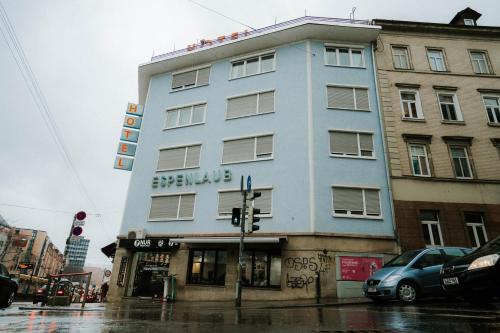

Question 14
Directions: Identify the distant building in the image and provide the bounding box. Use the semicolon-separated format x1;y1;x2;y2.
66;237;90;269
0;214;11;259
83;266;107;286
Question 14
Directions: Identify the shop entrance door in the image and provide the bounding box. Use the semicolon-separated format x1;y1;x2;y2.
131;252;169;297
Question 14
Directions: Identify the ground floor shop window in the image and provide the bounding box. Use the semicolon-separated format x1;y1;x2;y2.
188;250;227;285
464;212;488;248
241;251;281;288
131;252;169;297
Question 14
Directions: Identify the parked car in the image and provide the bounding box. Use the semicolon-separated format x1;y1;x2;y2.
363;247;471;303
33;285;48;305
0;263;18;309
441;236;500;304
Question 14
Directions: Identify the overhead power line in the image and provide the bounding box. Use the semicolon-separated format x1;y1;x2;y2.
0;1;99;214
0;203;101;216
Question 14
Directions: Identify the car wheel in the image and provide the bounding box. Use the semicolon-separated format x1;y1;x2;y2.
397;281;418;303
0;289;15;309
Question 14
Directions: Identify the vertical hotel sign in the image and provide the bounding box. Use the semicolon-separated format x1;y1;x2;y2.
114;103;144;171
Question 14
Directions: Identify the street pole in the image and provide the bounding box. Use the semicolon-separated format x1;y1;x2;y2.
235;190;247;307
60;215;77;275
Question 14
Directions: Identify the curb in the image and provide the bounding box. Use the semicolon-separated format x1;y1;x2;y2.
18;306;105;312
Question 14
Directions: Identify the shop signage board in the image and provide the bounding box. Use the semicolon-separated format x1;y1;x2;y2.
119;238;179;251
18;262;34;269
339;256;383;281
114;103;143;171
152;169;232;188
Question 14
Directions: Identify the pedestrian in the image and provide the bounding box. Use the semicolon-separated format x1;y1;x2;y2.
100;282;109;302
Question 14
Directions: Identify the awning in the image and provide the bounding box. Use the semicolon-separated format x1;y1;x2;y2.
101;242;117;258
169;237;285;244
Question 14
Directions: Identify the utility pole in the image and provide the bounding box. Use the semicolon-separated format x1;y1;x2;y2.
235;188;247;307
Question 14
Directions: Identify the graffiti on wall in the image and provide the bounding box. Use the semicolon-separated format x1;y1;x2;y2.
284;252;333;289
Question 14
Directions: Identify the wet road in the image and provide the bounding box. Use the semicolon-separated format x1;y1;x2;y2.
1;299;499;332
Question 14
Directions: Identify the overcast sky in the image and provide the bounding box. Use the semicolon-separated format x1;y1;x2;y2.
0;0;498;268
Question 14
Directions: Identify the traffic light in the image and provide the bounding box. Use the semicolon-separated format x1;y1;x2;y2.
246;191;261;233
231;207;241;226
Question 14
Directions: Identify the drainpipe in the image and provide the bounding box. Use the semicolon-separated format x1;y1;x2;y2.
371;40;401;254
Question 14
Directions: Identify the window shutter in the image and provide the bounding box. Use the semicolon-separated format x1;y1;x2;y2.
218;191;241;215
258;91;274;114
222;138;255;163
227;94;258;119
328;87;354;109
359;133;373;152
157;147;186;170
185;145;201;168
332;187;363;212
355;88;370;110
330;132;357;155
254;189;272;214
256;135;273;157
365;189;380;215
172;71;196;89
149;196;179;220
178;194;195;219
196;67;210;86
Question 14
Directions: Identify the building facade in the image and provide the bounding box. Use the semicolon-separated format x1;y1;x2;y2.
65;237;90;269
109;17;398;302
374;8;500;251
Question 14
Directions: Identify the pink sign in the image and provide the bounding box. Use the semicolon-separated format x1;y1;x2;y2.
340;256;383;281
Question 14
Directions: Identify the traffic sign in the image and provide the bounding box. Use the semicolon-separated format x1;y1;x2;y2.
247;175;252;193
76;211;86;221
74;220;85;227
104;269;112;278
72;226;83;236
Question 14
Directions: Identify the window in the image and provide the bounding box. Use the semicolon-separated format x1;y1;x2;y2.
188;250;227;285
171;67;210;90
464;19;475;26
427;49;447;71
470;51;491;74
157;145;201;171
400;90;423;119
222;135;273;164
409;144;431;176
420;210;443;247
325;46;364;67
218;188;272;217
332;187;381;217
329;131;374;158
166;103;206;128
241;251;281;288
414;249;446;268
483;96;500;124
449;145;473;179
392;46;411;69
226;91;274;119
231;53;275;79
327;86;370;111
149;193;195;220
437;92;463;121
464;213;488;248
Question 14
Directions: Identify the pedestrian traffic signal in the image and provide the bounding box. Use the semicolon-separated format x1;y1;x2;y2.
231;207;241;226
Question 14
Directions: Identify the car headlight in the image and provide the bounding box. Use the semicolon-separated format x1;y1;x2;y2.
468;254;500;271
381;274;401;285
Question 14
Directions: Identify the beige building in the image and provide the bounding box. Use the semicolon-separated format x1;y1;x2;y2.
374;8;500;251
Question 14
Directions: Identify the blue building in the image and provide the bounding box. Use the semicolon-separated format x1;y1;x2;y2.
66;237;90;269
111;17;398;301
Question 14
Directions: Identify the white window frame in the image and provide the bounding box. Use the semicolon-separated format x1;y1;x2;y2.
449;145;473;179
465;213;488;248
171;65;211;91
165;103;206;129
329;129;375;159
409;144;431;177
221;133;274;165
156;143;202;171
464;19;475;26
399;89;424;119
324;44;365;68
482;95;500;124
436;91;463;121
230;51;275;79
148;192;196;222
216;186;273;219
427;49;447;72
326;84;371;111
331;185;382;219
391;46;411;70
225;89;275;120
420;212;444;247
469;51;491;74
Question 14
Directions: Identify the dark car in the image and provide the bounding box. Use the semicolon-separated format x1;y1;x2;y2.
0;263;18;309
441;236;500;304
33;285;48;305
